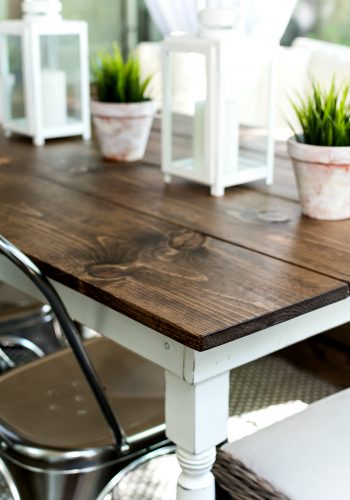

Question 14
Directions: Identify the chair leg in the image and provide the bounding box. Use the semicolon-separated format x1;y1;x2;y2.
1;454;122;500
0;347;15;372
0;459;20;500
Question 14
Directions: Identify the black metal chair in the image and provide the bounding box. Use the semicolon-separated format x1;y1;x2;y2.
0;236;169;500
0;282;62;373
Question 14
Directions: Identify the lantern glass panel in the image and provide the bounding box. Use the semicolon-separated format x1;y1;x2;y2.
236;38;273;169
169;50;208;175
39;34;81;128
3;34;26;127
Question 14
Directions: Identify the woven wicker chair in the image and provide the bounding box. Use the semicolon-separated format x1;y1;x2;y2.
0;235;169;500
214;389;350;500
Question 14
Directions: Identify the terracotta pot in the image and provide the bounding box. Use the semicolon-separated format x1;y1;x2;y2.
287;137;350;220
91;100;157;162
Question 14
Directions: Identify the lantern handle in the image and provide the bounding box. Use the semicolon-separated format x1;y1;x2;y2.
21;0;62;19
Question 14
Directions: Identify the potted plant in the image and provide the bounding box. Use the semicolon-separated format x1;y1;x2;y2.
91;45;156;162
287;80;350;220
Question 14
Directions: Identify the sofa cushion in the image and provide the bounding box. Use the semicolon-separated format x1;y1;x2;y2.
223;389;350;500
293;37;350;87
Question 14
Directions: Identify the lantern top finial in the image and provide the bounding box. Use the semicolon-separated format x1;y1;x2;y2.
198;6;239;38
21;0;62;19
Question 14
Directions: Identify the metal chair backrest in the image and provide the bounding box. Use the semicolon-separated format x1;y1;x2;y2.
0;235;125;449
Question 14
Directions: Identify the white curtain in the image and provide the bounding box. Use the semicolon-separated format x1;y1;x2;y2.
144;0;298;41
144;0;199;35
243;0;298;41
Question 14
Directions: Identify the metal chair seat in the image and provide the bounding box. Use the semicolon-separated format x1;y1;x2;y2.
0;236;169;500
0;337;165;451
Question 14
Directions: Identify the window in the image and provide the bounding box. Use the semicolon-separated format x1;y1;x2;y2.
0;0;160;56
1;1;349;51
283;0;350;46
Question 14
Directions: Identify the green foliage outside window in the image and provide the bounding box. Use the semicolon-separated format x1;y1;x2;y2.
311;0;350;46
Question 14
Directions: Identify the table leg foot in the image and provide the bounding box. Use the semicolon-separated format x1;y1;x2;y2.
210;184;225;197
176;446;216;500
164;173;172;184
33;135;45;147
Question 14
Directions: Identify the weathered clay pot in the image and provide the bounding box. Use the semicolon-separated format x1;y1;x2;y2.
287;137;350;220
91;100;157;162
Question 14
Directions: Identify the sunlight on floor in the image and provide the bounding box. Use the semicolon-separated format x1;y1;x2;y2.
227;400;308;442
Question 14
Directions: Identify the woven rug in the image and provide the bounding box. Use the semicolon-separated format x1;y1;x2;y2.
0;355;338;500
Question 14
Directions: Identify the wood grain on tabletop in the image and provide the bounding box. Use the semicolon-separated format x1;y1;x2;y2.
0;167;347;351
2;131;350;284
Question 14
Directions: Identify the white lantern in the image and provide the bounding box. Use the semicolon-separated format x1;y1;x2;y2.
0;0;91;146
161;5;276;196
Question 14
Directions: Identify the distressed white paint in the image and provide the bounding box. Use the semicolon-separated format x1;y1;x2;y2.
1;255;350;385
288;137;350;220
91;100;157;162
183;297;350;384
166;370;229;499
165;371;229;452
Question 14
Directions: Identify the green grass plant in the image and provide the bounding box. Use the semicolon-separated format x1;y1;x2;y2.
288;79;350;147
91;44;152;104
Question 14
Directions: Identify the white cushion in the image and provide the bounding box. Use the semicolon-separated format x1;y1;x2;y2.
292;37;350;88
138;37;350;129
137;41;310;128
223;389;350;500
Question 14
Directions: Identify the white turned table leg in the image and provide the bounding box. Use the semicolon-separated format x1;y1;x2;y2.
176;447;216;499
165;370;229;500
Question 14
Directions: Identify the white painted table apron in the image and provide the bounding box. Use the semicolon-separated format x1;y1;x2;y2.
1;255;350;499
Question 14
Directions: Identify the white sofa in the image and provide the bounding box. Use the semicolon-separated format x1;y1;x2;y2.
138;37;350;129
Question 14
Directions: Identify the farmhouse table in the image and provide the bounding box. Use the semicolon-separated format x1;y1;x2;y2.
0;117;350;499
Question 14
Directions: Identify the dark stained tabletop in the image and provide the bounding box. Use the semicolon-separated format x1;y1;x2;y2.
0;117;348;350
